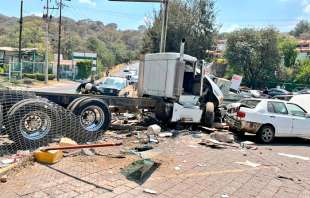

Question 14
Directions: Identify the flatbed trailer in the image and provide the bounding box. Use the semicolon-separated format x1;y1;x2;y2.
0;89;161;149
35;91;158;109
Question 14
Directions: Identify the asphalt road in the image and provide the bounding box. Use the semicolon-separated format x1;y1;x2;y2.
26;62;139;94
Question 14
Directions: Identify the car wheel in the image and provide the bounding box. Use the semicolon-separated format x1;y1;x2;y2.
257;125;275;143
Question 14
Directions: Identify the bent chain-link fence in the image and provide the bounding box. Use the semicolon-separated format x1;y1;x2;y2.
0;89;119;197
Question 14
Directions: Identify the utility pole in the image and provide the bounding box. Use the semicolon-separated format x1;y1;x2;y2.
44;0;50;84
108;0;168;52
43;0;57;84
56;0;70;81
56;0;62;81
18;0;23;78
159;0;168;52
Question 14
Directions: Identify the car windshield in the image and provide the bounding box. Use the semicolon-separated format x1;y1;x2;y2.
100;78;125;90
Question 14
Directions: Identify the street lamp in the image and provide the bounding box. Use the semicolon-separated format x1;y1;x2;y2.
109;0;169;53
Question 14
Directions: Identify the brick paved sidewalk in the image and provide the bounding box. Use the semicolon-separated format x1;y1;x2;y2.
1;134;310;198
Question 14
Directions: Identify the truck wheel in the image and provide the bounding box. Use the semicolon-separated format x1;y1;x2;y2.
205;102;215;127
7;99;59;149
71;98;111;141
257;125;275;144
67;96;91;111
155;102;173;123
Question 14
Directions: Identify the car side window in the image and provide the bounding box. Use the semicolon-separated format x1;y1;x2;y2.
286;103;306;117
268;102;288;114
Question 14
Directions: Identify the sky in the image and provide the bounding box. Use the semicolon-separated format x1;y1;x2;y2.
0;0;309;32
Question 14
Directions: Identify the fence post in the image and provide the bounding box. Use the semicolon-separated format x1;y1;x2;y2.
9;61;11;82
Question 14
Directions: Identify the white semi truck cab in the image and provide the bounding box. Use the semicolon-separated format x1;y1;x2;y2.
138;51;224;126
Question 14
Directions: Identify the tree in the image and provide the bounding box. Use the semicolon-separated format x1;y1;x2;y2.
290;20;310;39
225;28;281;88
278;36;298;68
76;61;92;80
295;60;310;84
143;0;217;59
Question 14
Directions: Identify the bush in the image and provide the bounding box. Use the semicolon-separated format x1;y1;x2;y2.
23;73;56;81
23;73;36;79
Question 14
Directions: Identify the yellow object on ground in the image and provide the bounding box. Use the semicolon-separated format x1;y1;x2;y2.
34;150;63;164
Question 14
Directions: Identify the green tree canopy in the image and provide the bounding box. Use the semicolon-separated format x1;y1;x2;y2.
225;28;281;88
143;0;217;59
296;60;310;84
278;36;298;68
290;20;310;39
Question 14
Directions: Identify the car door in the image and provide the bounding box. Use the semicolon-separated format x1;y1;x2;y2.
286;103;310;137
267;101;293;136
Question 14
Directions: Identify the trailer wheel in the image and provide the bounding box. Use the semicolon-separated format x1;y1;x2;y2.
205;102;215;127
7;99;59;149
71;98;111;140
67;96;91;111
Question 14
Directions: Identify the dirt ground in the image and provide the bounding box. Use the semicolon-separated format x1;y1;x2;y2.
1;129;310;198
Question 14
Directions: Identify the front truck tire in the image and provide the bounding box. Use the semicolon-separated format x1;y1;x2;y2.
69;98;111;142
7;99;59;149
205;102;215;128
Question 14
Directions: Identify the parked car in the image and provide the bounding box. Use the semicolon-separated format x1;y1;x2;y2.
226;98;310;143
266;88;290;97
123;69;138;84
297;88;310;94
97;77;127;96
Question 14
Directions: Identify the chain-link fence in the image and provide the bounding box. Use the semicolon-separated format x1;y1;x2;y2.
0;89;117;196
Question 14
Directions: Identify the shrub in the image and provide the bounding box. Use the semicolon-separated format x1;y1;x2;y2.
23;73;56;81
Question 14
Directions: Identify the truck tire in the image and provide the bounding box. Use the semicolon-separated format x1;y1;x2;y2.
257;125;275;144
7;99;59;149
205;102;215;128
70;98;111;141
155;102;173;123
67;96;91;111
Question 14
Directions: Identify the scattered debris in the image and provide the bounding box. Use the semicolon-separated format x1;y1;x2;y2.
191;133;203;138
135;145;153;152
121;159;160;184
235;160;261;168
199;126;217;133
199;139;227;149
158;132;173;138
101;153;126;159
149;134;159;144
213;122;229;130
277;175;294;182
174;166;181;171
240;141;255;149
143;189;157;195
1;159;15;165
221;194;229;198
197;163;207;167
199;138;239;149
147;124;161;134
59;137;77;147
210;132;234;143
81;148;95;156
278;153;309;161
0;175;7;183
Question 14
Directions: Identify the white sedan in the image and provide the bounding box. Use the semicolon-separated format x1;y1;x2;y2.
226;98;310;143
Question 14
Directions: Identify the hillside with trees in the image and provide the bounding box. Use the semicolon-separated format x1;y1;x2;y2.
0;14;145;72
